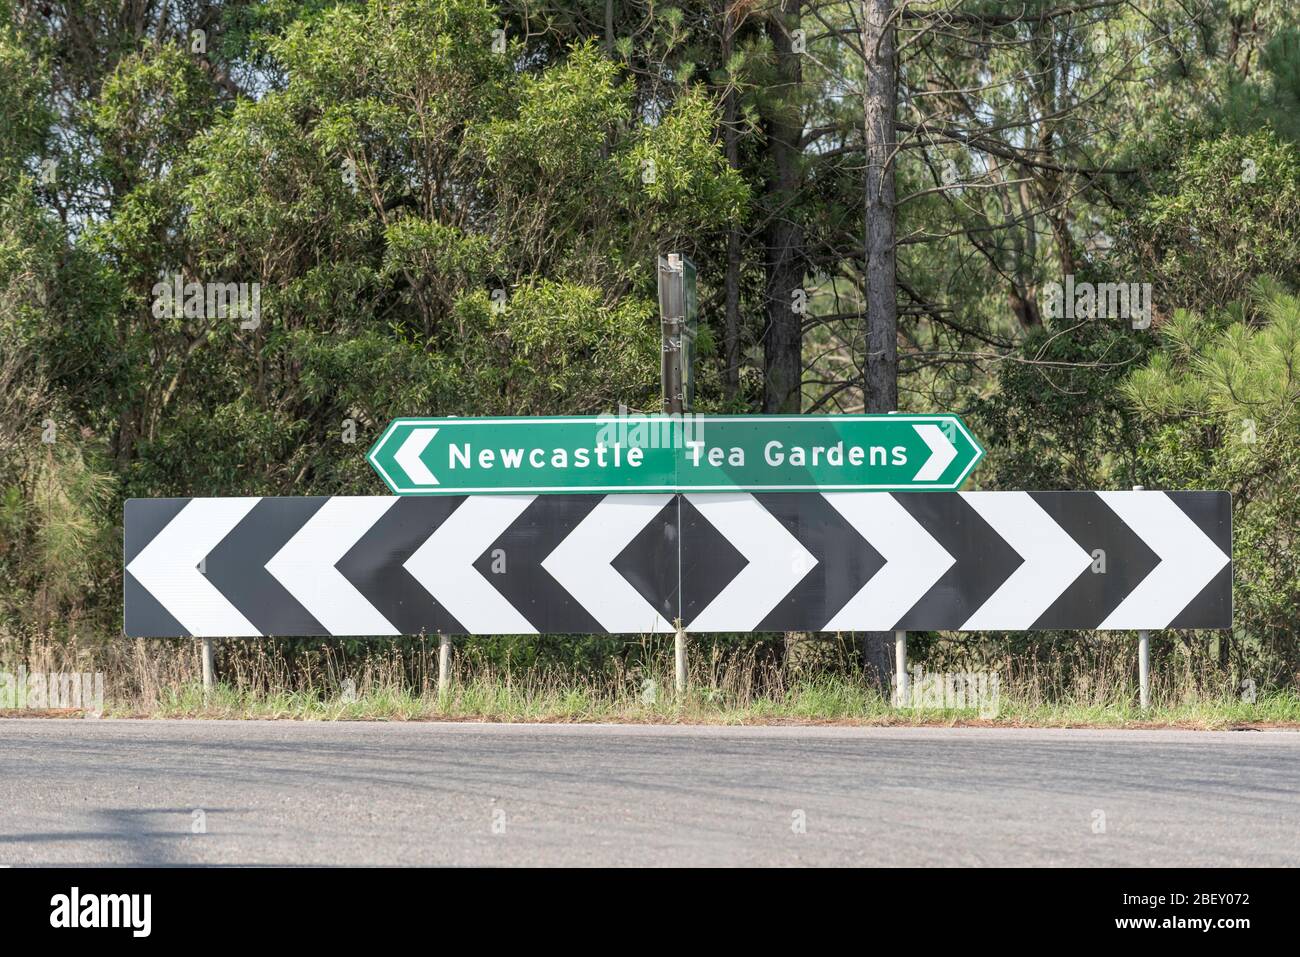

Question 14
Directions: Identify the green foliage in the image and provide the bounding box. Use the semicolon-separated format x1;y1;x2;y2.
456;282;659;413
976;319;1147;491
0;328;118;639
1;0;1298;698
91;43;218;185
0;23;51;187
0;0;747;646
1126;281;1300;681
1211;28;1300;143
1125;130;1300;311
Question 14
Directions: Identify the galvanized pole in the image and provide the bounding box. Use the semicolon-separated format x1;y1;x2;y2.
674;622;688;696
438;633;452;696
201;637;215;698
894;630;908;707
660;254;689;697
1138;630;1150;712
1132;485;1150;711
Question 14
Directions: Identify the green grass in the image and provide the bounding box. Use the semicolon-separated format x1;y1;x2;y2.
10;633;1298;727
102;677;1300;728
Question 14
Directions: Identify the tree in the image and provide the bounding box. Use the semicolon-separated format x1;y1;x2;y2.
861;0;896;414
1124;130;1300;313
1126;281;1300;682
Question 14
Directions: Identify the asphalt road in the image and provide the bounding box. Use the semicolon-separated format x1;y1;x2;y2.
1;720;1297;866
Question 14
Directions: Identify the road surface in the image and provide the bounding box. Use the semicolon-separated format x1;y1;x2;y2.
1;720;1296;866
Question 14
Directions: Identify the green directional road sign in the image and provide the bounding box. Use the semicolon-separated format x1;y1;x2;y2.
368;414;984;495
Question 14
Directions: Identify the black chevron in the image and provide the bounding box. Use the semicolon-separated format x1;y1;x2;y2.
1029;491;1160;630
752;493;885;632
204;496;330;635
1165;492;1233;628
336;496;468;634
123;498;192;638
124;492;1234;637
892;492;1023;629
471;494;606;634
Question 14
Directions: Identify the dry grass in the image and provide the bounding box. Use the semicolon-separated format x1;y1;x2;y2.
2;633;1298;728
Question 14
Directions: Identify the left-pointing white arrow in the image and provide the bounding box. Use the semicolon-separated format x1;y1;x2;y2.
395;427;439;486
912;423;958;482
126;498;261;636
542;495;676;634
685;493;816;631
266;497;400;635
405;495;538;633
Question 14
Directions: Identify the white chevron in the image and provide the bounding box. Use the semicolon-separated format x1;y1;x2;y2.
685;493;817;631
821;493;955;630
959;491;1093;630
1096;491;1231;629
265;496;399;635
405;495;538;633
542;494;676;634
395;427;439;486
126;497;261;636
912;424;958;482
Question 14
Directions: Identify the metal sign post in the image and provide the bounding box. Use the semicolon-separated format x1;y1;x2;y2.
1138;629;1151;712
659;253;694;695
438;633;452;697
201;637;215;697
1133;486;1151;712
894;630;908;707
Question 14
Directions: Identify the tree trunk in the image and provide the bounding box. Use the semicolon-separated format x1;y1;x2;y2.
723;2;742;400
860;631;894;693
861;0;899;683
862;0;897;414
762;0;804;414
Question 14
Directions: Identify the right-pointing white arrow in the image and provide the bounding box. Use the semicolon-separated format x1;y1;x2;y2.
912;423;958;482
405;495;538;634
959;491;1093;630
821;493;954;630
395;427;439;486
685;493;816;631
1096;492;1231;629
126;498;261;636
542;494;676;634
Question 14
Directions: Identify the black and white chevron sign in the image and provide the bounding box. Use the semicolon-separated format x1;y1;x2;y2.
124;491;1231;637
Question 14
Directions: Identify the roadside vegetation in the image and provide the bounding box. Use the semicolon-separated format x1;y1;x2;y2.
2;1;1299;722
4;633;1297;728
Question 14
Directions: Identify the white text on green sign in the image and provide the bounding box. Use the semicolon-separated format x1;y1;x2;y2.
368;415;984;494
